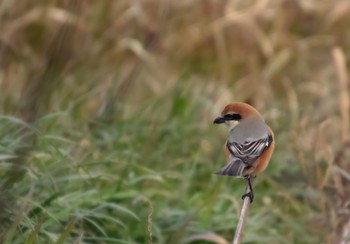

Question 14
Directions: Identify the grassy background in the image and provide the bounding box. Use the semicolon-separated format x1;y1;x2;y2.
1;0;350;243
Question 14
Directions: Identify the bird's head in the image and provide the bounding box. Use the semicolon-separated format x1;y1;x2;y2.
213;102;260;128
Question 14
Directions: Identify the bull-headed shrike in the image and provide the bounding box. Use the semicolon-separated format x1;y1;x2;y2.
214;102;275;202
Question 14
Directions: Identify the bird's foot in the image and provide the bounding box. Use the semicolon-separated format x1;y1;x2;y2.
241;191;254;203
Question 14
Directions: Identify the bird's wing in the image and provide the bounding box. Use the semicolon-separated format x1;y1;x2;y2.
227;119;273;166
217;133;273;177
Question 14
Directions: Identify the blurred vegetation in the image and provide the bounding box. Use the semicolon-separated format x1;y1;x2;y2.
0;0;350;243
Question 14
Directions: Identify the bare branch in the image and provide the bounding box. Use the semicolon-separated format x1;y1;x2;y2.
232;186;251;244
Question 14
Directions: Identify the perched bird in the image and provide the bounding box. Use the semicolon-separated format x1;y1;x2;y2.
213;102;274;202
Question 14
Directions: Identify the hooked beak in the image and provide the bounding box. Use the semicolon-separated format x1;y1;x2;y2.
213;116;226;124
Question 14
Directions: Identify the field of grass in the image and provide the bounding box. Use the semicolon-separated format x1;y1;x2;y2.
1;0;350;243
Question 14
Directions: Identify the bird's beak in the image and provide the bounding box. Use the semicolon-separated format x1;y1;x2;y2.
213;116;226;124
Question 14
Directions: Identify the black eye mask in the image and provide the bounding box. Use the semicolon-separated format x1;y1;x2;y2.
224;113;242;121
214;113;242;124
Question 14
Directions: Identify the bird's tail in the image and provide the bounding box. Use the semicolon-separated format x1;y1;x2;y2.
215;158;245;177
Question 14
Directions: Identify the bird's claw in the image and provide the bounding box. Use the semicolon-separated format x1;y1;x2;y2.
241;191;254;203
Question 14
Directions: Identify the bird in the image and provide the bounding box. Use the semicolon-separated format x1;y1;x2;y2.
213;102;275;203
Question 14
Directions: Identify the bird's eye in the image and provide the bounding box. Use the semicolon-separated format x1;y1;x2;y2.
224;113;242;121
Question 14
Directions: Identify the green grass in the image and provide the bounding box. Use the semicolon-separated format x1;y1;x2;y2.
0;89;326;243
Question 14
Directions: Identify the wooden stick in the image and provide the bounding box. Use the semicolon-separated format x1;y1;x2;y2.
232;186;251;244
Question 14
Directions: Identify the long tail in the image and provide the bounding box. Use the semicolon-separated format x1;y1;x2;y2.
215;158;245;176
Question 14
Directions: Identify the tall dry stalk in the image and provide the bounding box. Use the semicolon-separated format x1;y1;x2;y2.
332;47;349;142
232;186;251;244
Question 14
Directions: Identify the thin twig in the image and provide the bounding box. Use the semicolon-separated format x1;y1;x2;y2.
232;186;251;244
